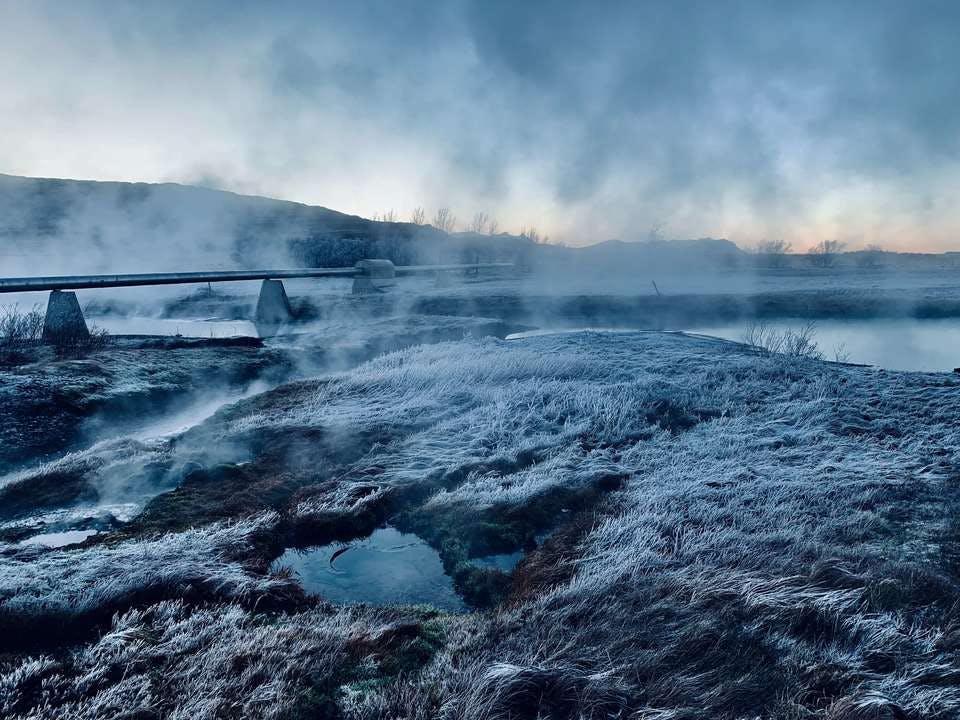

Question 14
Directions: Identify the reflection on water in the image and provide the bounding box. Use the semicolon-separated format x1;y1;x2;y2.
272;527;466;611
687;319;960;372
91;316;258;338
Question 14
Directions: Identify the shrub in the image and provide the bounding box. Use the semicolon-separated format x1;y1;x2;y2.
740;320;822;360
753;239;792;268
49;323;110;359
0;304;44;363
0;304;43;346
807;239;846;268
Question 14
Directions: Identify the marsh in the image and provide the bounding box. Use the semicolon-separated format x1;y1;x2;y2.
5;1;960;715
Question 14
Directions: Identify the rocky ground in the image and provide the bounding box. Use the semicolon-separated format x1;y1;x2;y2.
2;330;959;718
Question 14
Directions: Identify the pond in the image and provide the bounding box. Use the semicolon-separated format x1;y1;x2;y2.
509;321;960;372
685;318;960;372
272;527;467;611
469;550;524;572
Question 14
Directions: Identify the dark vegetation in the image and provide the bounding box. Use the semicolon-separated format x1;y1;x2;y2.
413;286;960;327
0;335;292;476
0;303;43;364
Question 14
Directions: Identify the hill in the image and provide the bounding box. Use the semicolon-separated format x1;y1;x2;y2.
5;173;957;282
0;174;749;278
0;174;508;275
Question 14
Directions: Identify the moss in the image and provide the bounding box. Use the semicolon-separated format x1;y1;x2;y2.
452;563;513;607
390;472;627;608
309;610;448;716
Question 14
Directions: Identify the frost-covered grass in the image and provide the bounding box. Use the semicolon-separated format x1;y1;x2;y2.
0;600;440;720
0;338;291;475
3;331;960;718
0;514;295;647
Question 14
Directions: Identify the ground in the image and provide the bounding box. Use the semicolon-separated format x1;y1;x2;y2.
2;330;959;718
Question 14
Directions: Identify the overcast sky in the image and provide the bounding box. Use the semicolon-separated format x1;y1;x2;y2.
1;0;959;250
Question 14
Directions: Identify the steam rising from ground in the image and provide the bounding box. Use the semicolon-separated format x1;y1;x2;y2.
3;2;960;247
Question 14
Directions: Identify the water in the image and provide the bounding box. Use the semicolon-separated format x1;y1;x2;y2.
129;381;270;441
20;528;99;548
508;321;960;372
91;316;258;338
272;527;466;611
687;318;960;372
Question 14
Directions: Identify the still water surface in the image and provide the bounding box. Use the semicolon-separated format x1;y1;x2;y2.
686;318;960;372
272;527;466;611
510;320;960;372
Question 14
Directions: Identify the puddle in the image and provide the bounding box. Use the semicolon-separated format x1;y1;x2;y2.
272;527;466;611
20;529;99;548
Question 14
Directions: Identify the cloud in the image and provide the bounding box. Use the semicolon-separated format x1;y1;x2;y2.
0;0;959;249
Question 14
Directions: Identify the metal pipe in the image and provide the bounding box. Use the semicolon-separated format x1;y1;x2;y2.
394;263;512;275
0;263;512;293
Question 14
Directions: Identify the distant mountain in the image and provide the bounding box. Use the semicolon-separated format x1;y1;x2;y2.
573;237;744;269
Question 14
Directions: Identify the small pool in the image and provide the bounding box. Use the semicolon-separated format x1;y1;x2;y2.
20;528;99;548
272;527;467;611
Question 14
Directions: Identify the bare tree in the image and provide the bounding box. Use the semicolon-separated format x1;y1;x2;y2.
468;212;489;234
380;209;397;223
856;243;884;269
521;226;549;244
488;218;499;235
647;222;666;242
410;207;426;225
808;239;845;268
432;208;457;233
754;239;793;268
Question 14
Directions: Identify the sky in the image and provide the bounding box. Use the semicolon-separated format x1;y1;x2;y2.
1;0;959;251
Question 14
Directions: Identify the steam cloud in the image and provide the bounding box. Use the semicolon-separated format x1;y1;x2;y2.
1;1;959;249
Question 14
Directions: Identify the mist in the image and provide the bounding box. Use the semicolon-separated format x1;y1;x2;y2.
2;1;960;249
5;4;960;718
